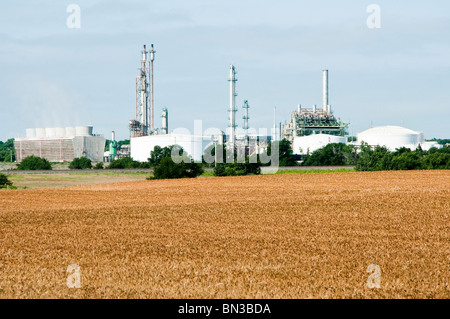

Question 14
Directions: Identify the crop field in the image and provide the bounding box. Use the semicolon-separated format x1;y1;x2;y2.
0;170;448;298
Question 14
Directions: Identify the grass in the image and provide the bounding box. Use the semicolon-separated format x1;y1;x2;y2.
7;172;149;189
275;168;356;174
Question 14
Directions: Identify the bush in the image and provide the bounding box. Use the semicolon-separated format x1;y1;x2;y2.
0;173;13;188
149;145;184;167
303;143;357;166
152;156;204;179
267;139;297;166
17;155;52;170
69;157;92;169
93;162;104;169
213;159;261;177
107;157;140;169
422;153;450;169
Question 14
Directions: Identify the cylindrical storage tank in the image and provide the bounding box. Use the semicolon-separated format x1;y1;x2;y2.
55;127;66;137
75;126;91;136
65;127;76;137
45;127;56;138
26;128;36;138
35;128;46;138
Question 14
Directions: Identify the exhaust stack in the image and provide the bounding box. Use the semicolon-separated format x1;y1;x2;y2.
323;69;329;112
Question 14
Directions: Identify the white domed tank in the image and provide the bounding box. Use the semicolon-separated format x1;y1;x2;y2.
26;128;36;138
357;126;421;151
292;134;347;155
65;127;76;137
75;126;92;136
55;127;66;137
45;127;56;138
35;128;46;138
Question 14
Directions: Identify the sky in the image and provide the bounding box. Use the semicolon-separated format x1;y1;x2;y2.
0;0;449;141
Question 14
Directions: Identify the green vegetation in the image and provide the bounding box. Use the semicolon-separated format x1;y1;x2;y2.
93;162;104;169
17;155;52;170
0;173;13;189
275;168;355;174
69;157;92;169
267;139;297;166
213;160;261;176
107;157;150;169
0;139;15;162
149;145;184;167
355;143;450;171
303;143;358;166
151;156;204;179
427;138;450;145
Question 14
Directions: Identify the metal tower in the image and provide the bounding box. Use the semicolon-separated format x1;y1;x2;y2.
130;44;155;137
149;44;155;132
242;100;249;138
228;65;237;147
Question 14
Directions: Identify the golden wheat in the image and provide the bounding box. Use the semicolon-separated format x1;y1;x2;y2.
0;170;448;298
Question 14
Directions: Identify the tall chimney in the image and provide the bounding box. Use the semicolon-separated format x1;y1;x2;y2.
323;69;328;111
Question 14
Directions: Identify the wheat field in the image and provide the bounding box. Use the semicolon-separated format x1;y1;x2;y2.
0;170;448;298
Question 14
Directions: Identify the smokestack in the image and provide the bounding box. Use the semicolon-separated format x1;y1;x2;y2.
323;69;328;111
112;130;115;141
228;65;237;147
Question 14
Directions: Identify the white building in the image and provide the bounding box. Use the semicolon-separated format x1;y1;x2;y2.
130;134;207;162
14;126;105;162
292;134;347;155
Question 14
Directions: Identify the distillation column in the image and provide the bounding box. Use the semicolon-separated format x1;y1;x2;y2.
228;65;237;147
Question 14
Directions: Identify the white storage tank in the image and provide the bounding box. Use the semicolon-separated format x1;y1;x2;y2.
45;127;56;138
26;128;36;138
65;127;76;137
293;134;347;155
75;126;92;136
55;127;66;137
357;126;423;151
35;128;46;138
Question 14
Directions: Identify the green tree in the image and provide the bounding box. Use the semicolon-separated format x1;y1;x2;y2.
152;156;204;179
149;145;184;167
213;157;261;176
93;162;104;169
0;173;13;188
303;143;357;166
17;156;52;170
267;139;296;166
0;139;15;162
107;157;141;169
69;157;92;169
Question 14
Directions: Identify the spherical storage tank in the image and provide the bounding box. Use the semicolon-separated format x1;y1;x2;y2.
357;126;423;151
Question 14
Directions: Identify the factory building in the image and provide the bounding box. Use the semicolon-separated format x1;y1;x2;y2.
131;134;207;162
282;70;349;155
14;126;105;163
356;126;441;151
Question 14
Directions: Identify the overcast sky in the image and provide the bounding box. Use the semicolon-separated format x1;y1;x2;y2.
0;0;449;141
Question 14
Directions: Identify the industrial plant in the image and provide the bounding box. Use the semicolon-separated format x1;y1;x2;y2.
14;126;105;163
12;43;441;165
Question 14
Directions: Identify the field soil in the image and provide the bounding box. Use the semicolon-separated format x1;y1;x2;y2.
0;171;448;298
